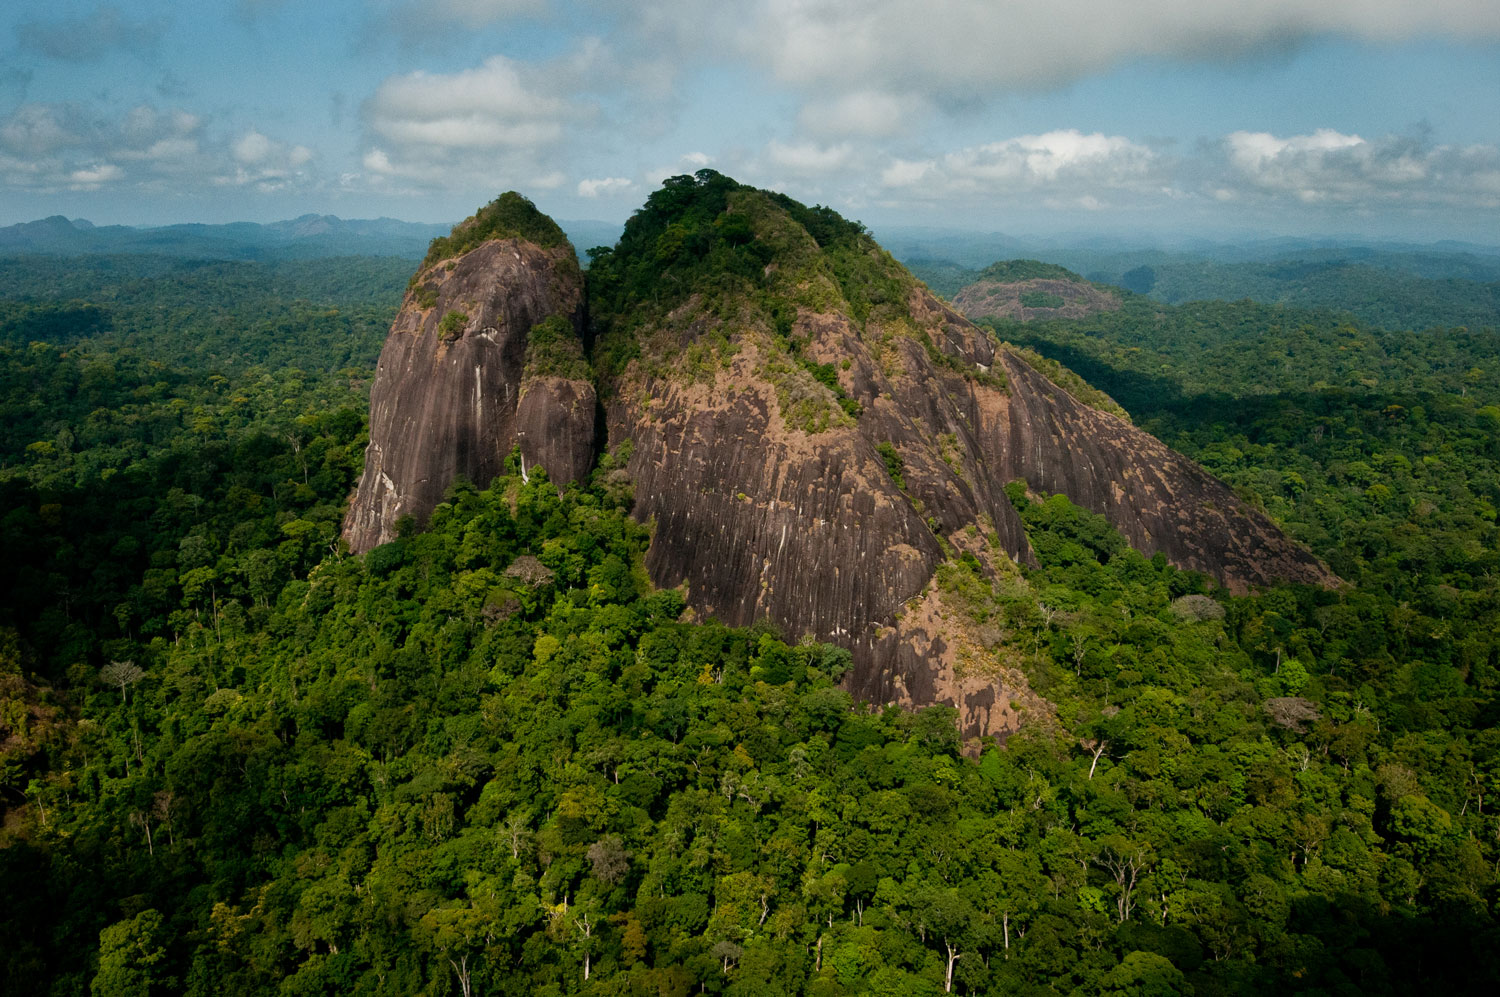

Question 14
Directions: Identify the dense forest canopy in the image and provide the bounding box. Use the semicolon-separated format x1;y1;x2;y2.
418;193;572;274
3;205;1500;996
975;261;1083;285
907;251;1500;334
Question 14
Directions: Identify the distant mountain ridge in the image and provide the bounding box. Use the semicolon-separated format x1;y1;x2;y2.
0;213;451;260
912;246;1500;332
0;213;625;264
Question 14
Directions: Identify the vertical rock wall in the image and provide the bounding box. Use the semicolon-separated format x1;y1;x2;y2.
343;238;593;553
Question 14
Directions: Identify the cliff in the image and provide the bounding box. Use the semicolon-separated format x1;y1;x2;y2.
343;194;595;552
589;172;1334;738
347;174;1334;741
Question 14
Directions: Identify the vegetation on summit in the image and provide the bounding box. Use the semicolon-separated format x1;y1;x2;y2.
584;170;922;434
418;192;572;274
976;260;1084;284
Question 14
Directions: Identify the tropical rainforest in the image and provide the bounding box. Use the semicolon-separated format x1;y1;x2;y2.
3;185;1500;997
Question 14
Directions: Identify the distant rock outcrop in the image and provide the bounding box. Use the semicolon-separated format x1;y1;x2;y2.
343;194;594;553
952;260;1121;322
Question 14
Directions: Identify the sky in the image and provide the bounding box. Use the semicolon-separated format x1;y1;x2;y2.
1;1;1498;243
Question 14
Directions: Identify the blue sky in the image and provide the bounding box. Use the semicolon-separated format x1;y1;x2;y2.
2;1;1498;242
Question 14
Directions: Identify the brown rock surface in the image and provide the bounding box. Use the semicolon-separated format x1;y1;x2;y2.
343;236;592;553
953;277;1121;322
345;176;1335;741
610;295;1333;736
597;177;1335;739
516;376;598;488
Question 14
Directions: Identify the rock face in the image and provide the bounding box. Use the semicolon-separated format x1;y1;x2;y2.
343;197;593;553
515;376;597;488
591;172;1335;739
952;275;1121;322
348;175;1335;741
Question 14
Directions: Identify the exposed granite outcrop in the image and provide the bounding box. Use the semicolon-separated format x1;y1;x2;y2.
952;276;1121;322
346;176;1335;742
343;218;593;553
598;177;1335;740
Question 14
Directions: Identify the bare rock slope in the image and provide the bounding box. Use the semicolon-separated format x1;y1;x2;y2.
343;194;594;552
590;173;1334;738
951;260;1120;322
953;277;1121;322
348;175;1333;741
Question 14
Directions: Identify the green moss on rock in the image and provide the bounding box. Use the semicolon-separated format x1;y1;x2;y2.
523;314;591;381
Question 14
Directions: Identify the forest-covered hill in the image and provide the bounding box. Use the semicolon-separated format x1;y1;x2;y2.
2;207;1500;996
910;252;1500;335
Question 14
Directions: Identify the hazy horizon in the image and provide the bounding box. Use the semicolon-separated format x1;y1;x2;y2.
10;207;1500;260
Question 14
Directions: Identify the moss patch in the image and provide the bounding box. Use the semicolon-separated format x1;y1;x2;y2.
438;309;468;340
523;314;591;381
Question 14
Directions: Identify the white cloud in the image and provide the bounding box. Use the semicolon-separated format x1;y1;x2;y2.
797;91;924;139
0;104;83;158
953;131;1156;185
894;130;1163;200
1218;128;1500;207
0;100;316;195
126;138;199;163
741;1;1500;96
766;139;854;175
645;152;717;186
578;176;633;197
881;158;935;188
358;51;607;192
396;1;1497;147
870;126;1500;220
367;57;580;151
218;129;314;188
68;163;122;188
233;130;276;165
120;107;198;149
363;148;395;175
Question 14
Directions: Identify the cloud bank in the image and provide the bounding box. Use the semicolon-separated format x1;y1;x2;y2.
0;102;312;194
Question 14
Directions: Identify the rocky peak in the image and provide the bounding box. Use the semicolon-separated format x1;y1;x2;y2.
588;173;1334;740
343;174;1334;742
342;194;595;553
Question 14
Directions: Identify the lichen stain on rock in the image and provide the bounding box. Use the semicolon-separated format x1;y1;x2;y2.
979;353;1336;592
612;342;944;659
516;376;597;488
855;579;1055;750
